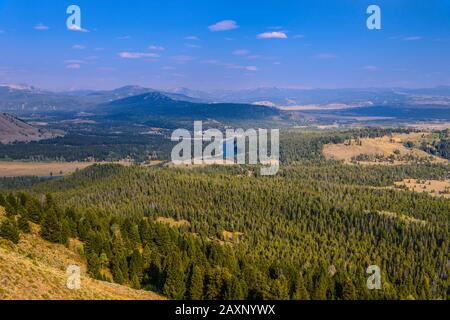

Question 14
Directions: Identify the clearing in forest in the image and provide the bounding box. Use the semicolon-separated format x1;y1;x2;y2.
394;179;450;199
322;132;448;165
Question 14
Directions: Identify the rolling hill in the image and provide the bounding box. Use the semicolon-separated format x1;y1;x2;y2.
96;91;284;123
0;113;62;144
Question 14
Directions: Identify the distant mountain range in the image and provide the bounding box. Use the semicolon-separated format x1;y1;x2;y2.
166;86;450;106
0;84;199;114
1;83;449;123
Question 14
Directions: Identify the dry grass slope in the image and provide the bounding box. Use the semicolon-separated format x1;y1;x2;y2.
323;132;448;165
395;179;450;199
0;113;62;144
0;224;164;300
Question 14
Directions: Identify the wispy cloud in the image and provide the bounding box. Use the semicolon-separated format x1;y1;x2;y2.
117;35;131;40
362;65;379;71
65;59;85;64
33;23;49;31
244;66;258;71
118;52;160;59
185;43;202;49
257;32;288;39
232;49;250;56
67;25;89;33
227;64;259;71
171;55;195;63
293;34;305;39
200;59;220;65
314;53;337;60
403;36;422;41
185;35;199;40
149;45;165;51
66;63;81;69
209;20;239;32
72;44;86;50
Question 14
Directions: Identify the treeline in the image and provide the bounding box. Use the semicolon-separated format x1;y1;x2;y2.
420;138;450;161
279;162;449;186
0;132;173;162
11;164;448;300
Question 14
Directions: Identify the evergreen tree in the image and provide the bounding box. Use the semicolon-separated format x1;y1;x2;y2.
342;277;357;300
18;215;31;233
0;217;20;244
40;209;62;243
293;275;310;300
163;251;186;299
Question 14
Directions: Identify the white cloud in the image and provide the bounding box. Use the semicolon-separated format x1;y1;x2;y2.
403;36;422;41
118;52;160;59
257;32;288;39
227;64;258;71
244;66;258;71
200;59;220;64
66;64;81;69
117;35;131;40
67;25;89;33
185;36;199;40
209;20;239;32
171;55;195;63
362;65;379;71
33;23;49;31
314;53;337;60
149;45;165;51
65;59;85;64
232;49;250;56
185;43;201;49
72;44;86;50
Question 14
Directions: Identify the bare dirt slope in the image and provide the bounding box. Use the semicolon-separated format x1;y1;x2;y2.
0;113;61;144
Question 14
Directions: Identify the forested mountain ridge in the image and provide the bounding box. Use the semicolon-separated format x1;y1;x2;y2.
1;163;446;300
96;91;283;122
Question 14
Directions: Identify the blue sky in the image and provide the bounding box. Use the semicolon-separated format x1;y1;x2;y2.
0;0;449;90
